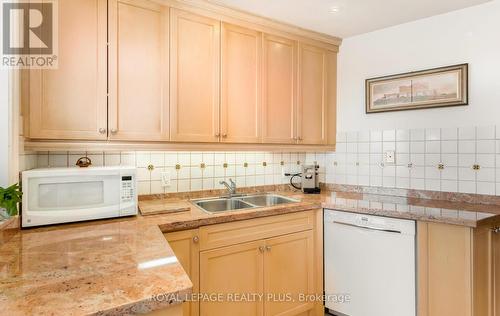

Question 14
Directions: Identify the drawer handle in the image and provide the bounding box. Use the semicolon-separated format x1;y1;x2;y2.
332;220;401;234
193;236;199;243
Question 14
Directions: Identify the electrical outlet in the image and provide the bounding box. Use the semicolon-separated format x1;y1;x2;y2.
384;151;396;164
161;171;171;187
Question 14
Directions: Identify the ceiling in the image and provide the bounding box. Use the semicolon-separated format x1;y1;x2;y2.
210;0;492;38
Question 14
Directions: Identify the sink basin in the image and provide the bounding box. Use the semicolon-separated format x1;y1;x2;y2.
238;194;299;207
193;198;255;213
192;194;300;214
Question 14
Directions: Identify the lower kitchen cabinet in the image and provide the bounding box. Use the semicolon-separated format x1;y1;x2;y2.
420;220;500;316
143;303;183;316
164;210;322;316
200;240;264;316
165;229;200;316
263;231;315;316
472;217;500;316
418;222;473;316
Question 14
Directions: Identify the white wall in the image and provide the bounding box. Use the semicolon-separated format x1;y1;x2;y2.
0;69;9;187
337;0;500;132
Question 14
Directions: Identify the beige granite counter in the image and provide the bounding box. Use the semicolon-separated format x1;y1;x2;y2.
2;187;500;315
0;216;193;316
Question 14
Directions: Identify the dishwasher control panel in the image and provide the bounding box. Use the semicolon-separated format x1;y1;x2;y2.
324;209;416;235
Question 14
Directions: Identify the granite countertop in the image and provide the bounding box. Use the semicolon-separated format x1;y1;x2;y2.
0;217;193;316
2;188;500;315
139;190;500;230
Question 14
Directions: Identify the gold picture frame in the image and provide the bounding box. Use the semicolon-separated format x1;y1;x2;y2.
366;64;468;114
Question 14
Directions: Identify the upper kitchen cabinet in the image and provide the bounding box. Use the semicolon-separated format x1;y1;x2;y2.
297;43;330;145
170;9;221;142
220;23;262;143
29;0;107;140
262;34;297;144
108;0;169;141
326;50;338;146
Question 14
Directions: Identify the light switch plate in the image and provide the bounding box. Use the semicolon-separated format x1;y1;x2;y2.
161;171;171;187
384;151;396;164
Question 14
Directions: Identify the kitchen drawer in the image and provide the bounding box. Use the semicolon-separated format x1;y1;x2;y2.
199;210;315;251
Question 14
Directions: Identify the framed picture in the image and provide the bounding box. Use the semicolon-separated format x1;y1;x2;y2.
365;64;468;114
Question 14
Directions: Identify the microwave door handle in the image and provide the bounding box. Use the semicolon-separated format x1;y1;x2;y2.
332;220;402;234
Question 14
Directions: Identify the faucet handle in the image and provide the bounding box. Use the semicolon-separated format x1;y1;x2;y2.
229;178;236;187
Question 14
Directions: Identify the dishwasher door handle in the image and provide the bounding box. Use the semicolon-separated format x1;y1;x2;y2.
332;220;402;234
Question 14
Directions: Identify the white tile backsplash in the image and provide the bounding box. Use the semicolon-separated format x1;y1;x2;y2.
383;129;396;142
441;127;458;140
18;125;500;197
20;151;321;195
370;130;383;142
396;129;410;141
458;140;475;154
459;126;476;140
425;128;441;141
477;126;495;140
327;125;500;196
477;140;496;154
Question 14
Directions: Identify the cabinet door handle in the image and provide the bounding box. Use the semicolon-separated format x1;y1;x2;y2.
258;246;265;253
193;236;199;243
298;137;303;141
110;128;118;134
266;246;271;251
215;133;220;138
492;227;500;234
222;134;227;138
99;128;107;134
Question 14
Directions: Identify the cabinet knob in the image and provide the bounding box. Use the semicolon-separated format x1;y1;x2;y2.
215;133;220;138
298;137;303;141
193;236;199;243
266;246;272;251
258;246;265;253
99;128;106;134
110;128;118;134
222;134;227;138
492;227;500;234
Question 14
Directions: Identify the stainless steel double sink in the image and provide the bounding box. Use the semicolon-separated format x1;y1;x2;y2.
192;194;299;214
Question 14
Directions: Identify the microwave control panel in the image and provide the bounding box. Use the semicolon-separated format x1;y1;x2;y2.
121;175;135;202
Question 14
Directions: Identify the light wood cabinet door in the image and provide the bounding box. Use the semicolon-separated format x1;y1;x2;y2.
297;44;327;145
262;34;297;144
29;0;107;140
165;229;200;316
494;230;500;316
263;231;315;316
170;9;220;142
108;0;169;141
326;51;337;146
418;222;472;316
200;240;264;316
220;23;262;143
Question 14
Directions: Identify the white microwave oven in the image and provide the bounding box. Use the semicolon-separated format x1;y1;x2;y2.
21;166;137;227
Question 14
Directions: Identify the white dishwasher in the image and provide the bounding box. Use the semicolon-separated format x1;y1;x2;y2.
324;209;416;316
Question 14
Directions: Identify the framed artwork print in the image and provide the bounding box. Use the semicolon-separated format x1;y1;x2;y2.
365;63;468;114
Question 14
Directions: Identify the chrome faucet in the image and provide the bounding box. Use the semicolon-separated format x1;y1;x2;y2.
220;178;237;197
